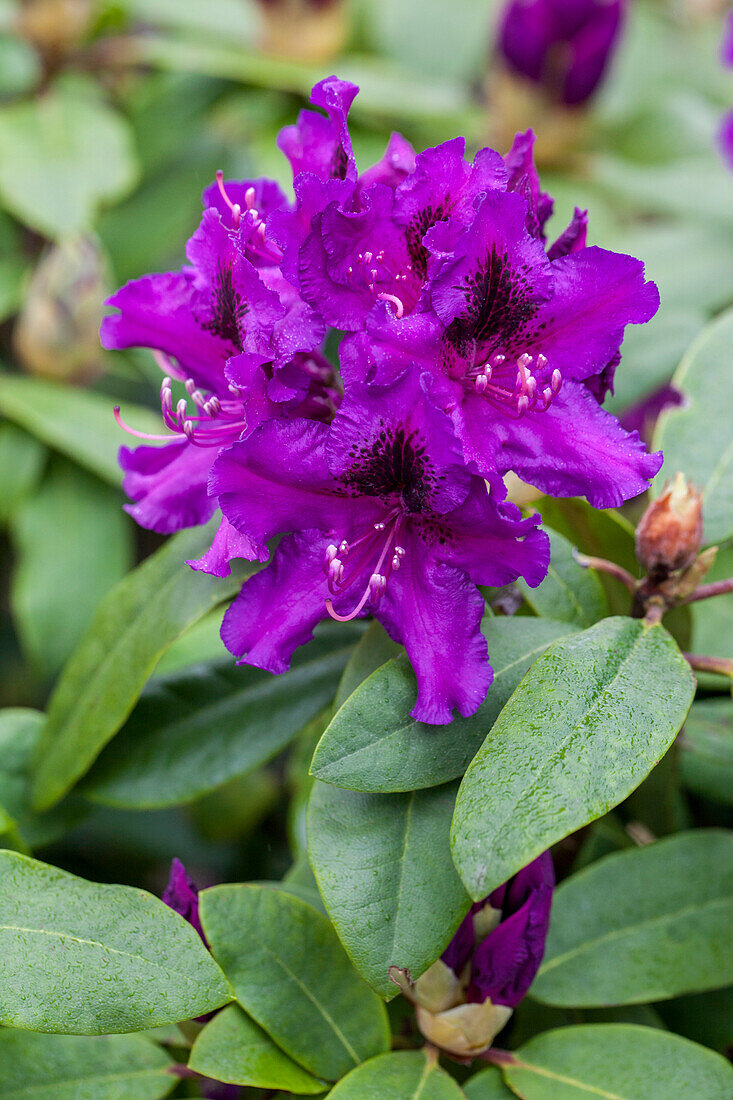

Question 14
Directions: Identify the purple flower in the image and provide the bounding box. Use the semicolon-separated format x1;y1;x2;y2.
391;853;554;1057
352;185;662;508
210;366;549;724
498;0;627;106
719;13;733;168
162;858;205;942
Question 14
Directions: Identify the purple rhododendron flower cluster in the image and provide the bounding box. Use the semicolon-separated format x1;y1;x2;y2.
104;76;661;724
498;0;627;105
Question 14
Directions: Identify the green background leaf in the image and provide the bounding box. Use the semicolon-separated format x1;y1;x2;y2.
0;850;231;1032
83;622;361;808
679;700;733;805
532;831;733;1006
311;618;579;793
189;1004;326;1094
31;521;254;811
451;618;695;899
327;1051;467;1099
199;884;389;1081
463;1066;515;1099
0;1029;175;1100
518;528;608;628
308;779;469;998
504;1025;733;1099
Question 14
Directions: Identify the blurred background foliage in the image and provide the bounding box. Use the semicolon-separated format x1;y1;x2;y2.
0;0;731;997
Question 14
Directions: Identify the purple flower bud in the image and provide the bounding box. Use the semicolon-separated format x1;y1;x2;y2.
498;0;627;106
719;12;733;167
162;858;205;942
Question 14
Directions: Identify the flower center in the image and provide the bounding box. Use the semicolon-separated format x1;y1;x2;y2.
346;249;414;317
464;350;562;418
323;510;407;621
215;171;283;266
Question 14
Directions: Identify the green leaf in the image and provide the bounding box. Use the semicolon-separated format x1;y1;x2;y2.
0;708;85;848
189;1004;326;1094
0;77;138;237
0;850;231;1032
10;457;133;675
0;1029;175;1100
518;529;608;628
535;498;638;615
0;423;45;526
31;521;254;811
327;1051;467;1099
308;779;469;999
463;1066;515;1099
334;620;402;709
532;831;733;1007
199;884;389;1081
503;1024;733;1099
653;307;733;546
83;622;360;809
451;618;695;900
679;700;733;805
0;372;163;485
311;618;579;793
657;986;733;1055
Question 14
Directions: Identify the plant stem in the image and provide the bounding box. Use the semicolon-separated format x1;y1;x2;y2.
572;550;638;593
680;577;733;605
683;653;733;678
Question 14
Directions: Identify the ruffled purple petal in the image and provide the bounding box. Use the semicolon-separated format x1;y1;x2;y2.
547;207;588;260
188;514;267;576
162;858;204;941
436;481;550;589
277;75;358;185
483;381;663;507
201;175;287;229
326;366;470;514
358;131;417;194
376;551;491;724
503;130;554;240
119;439;217;534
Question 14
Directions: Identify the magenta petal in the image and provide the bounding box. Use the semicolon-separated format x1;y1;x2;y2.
119;439;217;534
188;515;267;576
547;207;588;260
377;552;492;725
162;858;204;941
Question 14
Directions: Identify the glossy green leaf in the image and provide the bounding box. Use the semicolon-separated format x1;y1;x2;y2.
327;1051;466;1099
463;1067;515;1099
679;700;733;805
199;884;389;1081
518;528;608;628
0;1029;175;1100
0;850;231;1032
308;779;469;999
311;618;579;793
31;521;254;811
657;986;733;1055
533;831;733;1006
0;424;45;526
0;372;163;485
535;498;638;615
83;622;360;808
0;708;85;848
654;307;733;546
334;620;402;709
0;78;138;237
503;1025;733;1099
451;618;695;899
10;457;133;675
189;1005;326;1094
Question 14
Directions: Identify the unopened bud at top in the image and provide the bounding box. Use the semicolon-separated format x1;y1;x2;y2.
635;473;704;576
390;852;554;1058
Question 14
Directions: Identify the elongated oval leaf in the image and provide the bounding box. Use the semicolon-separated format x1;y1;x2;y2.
327;1051;466;1099
0;850;231;1032
503;1025;733;1099
532;830;733;1007
654;306;733;546
680;700;733;804
0;372;163;486
31;520;254;811
0;1029;175;1100
463;1067;515;1099
452;618;695;899
518;529;608;628
199;884;389;1081
311;619;579;793
0;423;45;525
334;620;402;709
83;622;361;808
189;1005;326;1094
308;780;469;999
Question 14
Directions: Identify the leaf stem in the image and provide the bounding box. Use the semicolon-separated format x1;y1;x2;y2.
572;550;638;593
680;577;733;605
479;1047;519;1067
683;652;733;678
